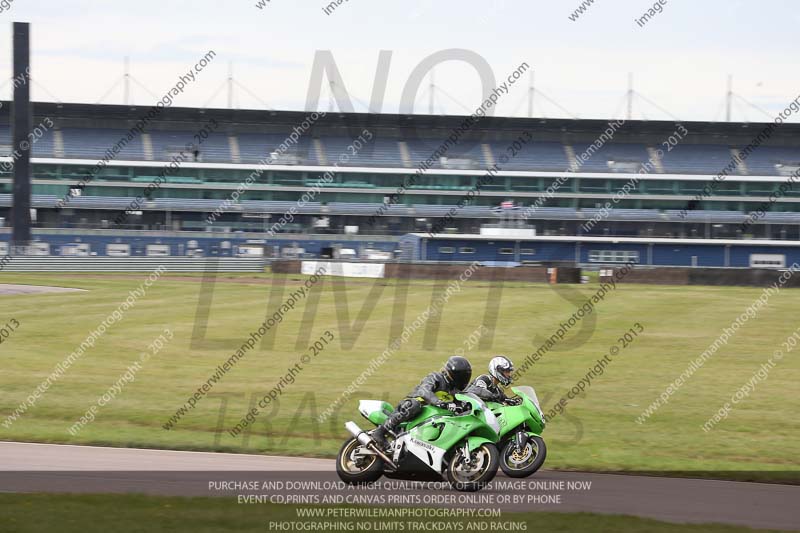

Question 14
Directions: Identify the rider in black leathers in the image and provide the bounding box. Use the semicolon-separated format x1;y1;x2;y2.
371;356;472;449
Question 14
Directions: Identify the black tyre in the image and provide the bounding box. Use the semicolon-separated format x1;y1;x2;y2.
336;437;384;485
500;435;546;478
445;442;500;492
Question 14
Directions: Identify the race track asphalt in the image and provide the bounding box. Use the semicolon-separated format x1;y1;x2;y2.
1;441;797;531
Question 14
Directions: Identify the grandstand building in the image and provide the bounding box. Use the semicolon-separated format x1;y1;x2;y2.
399;233;800;268
1;102;800;263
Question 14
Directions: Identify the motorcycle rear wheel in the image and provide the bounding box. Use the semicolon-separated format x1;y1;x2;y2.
336;437;384;484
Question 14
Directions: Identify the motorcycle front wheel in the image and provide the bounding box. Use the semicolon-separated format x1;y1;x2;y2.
445;442;500;492
500;435;546;478
336;437;384;484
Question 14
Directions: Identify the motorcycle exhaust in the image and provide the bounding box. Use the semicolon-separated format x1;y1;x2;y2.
345;421;373;447
345;421;398;469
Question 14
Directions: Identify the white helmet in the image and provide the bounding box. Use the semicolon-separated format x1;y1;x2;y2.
489;355;514;386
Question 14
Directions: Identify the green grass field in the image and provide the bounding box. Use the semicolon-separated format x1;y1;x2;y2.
1;271;798;476
0;494;784;533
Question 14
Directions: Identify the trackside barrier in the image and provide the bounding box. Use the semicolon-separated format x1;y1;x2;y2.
0;257;264;272
599;266;800;288
273;260;582;282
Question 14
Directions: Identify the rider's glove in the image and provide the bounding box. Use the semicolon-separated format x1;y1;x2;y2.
505;397;522;406
446;402;461;413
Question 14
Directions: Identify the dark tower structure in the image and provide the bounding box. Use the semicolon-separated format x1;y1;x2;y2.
10;22;32;250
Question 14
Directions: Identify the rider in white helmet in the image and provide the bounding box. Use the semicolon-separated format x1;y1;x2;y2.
465;355;521;405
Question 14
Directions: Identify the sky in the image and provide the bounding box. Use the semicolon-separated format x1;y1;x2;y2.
0;0;798;122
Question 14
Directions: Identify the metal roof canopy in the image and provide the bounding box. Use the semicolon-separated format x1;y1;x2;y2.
2;101;800;147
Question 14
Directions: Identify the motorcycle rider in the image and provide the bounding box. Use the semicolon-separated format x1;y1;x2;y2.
371;356;472;449
465;355;521;405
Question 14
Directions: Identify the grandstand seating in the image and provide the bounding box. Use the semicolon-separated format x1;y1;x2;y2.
485;141;568;171
60;128;147;160
742;147;800;175
0;127;8;152
0;123;56;157
321;136;403;167
237;133;318;164
660;144;735;175
148;130;232;163
4;123;799;178
5;193;797;224
32;126;57;157
4;102;800;243
571;142;651;173
403;139;487;169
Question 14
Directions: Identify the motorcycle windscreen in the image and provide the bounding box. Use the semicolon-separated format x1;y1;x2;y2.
456;393;501;436
513;386;543;412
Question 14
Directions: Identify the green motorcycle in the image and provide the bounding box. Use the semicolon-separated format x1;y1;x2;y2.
337;393;501;492
487;385;547;478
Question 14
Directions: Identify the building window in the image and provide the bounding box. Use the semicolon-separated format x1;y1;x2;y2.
749;254;785;268
498;248;515;255
438;247;455;254
520;248;535;255
459;247;476;254
588;250;639;263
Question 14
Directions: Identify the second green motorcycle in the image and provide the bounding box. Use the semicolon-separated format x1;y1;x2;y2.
486;385;547;478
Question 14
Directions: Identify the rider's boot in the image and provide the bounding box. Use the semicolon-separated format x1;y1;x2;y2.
371;425;390;449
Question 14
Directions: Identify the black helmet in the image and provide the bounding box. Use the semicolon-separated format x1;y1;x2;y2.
442;356;472;390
